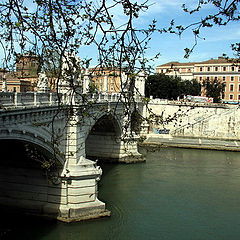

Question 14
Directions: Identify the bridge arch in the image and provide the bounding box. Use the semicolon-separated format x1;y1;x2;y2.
130;109;143;135
0;127;64;165
85;113;122;162
0;139;61;169
0;138;63;218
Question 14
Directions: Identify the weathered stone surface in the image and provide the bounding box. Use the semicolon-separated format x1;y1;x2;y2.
144;100;240;140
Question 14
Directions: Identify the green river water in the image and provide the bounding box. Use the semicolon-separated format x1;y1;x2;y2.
1;146;240;240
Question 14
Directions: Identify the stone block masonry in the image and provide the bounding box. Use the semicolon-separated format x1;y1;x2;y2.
144;100;240;140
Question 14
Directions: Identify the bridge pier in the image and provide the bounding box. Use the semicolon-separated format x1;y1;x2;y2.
86;134;143;163
56;157;110;222
50;116;111;222
118;137;144;163
85;112;144;163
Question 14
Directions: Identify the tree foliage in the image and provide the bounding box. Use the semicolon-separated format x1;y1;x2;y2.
0;0;169;171
145;74;201;100
0;0;239;135
0;0;160;75
202;79;225;103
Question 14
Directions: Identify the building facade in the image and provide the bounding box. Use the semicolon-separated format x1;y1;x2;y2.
156;57;240;102
0;54;40;92
0;53;146;95
89;68;121;93
156;62;195;81
89;68;146;96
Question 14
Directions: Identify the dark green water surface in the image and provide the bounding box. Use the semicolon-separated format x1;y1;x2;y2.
2;147;240;240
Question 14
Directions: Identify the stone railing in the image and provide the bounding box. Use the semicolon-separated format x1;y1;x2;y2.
90;93;121;102
0;92;142;109
0;92;60;108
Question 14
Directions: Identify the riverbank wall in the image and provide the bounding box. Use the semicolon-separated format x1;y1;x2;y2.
142;99;240;141
140;134;240;152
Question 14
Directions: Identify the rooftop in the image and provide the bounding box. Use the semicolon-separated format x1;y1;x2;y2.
157;57;239;68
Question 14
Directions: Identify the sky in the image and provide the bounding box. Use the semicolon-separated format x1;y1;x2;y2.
1;0;239;70
78;0;240;69
142;0;240;67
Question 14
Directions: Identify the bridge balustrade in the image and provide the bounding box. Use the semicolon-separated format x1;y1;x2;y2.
0;92;15;106
0;92;142;109
0;92;61;108
90;93;121;102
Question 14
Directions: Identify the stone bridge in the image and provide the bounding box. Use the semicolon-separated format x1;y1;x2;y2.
0;92;144;222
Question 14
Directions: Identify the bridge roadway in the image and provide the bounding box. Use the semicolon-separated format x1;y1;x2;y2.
0;92;144;222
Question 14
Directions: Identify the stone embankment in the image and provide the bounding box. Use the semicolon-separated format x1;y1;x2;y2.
141;135;240;152
141;99;240;151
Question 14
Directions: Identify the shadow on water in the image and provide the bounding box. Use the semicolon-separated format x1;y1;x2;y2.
0;140;61;240
2;146;240;240
0;210;57;240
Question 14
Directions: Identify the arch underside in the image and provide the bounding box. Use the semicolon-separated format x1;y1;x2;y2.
0;128;64;165
0;138;63;217
85;114;124;162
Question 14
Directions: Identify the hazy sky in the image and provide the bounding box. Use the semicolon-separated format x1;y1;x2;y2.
79;0;239;69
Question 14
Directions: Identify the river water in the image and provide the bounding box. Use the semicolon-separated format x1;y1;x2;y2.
2;146;240;240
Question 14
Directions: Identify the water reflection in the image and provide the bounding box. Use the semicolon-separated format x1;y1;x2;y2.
1;147;240;240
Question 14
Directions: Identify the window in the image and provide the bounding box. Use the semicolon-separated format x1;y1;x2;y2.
207;67;210;71
199;77;202;81
230;84;234;91
238;95;240;100
231;76;234;81
215;67;218;71
223;66;226;71
223;76;226;82
207;77;210;81
200;67;203;72
238;84;240;91
230;94;234;100
214;77;218;80
232;66;235;71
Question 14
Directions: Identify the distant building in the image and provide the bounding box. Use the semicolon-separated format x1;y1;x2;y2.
156;62;195;81
156;57;240;102
89;67;146;96
89;68;121;93
0;54;40;92
16;54;40;78
0;54;146;94
15;54;40;91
